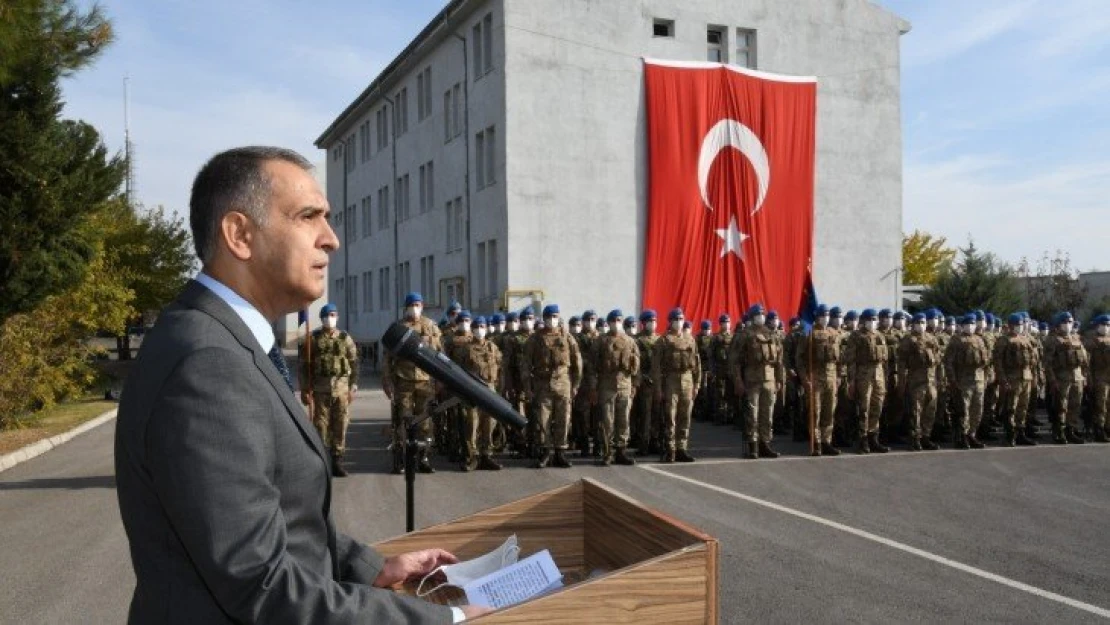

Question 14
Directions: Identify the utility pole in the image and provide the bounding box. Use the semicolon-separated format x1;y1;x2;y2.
123;76;136;208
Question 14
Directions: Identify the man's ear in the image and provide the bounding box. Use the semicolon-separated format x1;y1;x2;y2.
221;211;254;261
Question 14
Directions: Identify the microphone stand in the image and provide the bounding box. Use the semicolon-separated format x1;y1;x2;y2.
404;396;460;532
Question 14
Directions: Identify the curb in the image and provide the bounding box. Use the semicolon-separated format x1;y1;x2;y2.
0;408;119;474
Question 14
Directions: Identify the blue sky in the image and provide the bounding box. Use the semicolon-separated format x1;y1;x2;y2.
63;0;1108;272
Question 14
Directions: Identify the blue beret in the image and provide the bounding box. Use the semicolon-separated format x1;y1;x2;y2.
815;304;830;316
447;300;461;313
974;310;985;321
491;313;505;324
520;306;535;318
669;307;685;321
1039;321;1049;331
682;320;692;329
474;316;487;326
607;309;623;322
746;303;765;316
985;313;995;324
878;308;892;318
962;314;978;325
946;316;956;324
790;317;801;325
700;320;711;330
1053;311;1073;325
924;309;938;321
542;304;560;317
505;311;519;322
569;316;581;325
624;316;637;327
719;313;731;323
457;310;472;322
767;310;779;320
860;308;877;320
1094;314;1110;325
404;292;423;306
893;311;907;320
582;310;597;320
830;306;842;317
845;310;859;321
1008;313;1023;325
640;309;657;322
912;313;926;323
320;303;337;317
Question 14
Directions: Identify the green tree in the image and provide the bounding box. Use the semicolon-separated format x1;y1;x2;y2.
902;230;956;286
1017;250;1088;323
920;240;1023;316
0;0;124;322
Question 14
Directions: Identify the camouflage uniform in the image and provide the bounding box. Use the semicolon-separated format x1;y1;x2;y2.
731;325;784;456
695;331;714;422
847;325;888;451
897;330;940;448
1043;330;1089;442
993;330;1039;445
932;328;953;437
521;327;582;465
796;325;841;454
633;332;660;452
448;332;504;469
783;326;805;439
652;329;701;461
587;329;640;464
881;325;906;439
298;327;359;456
572;328;600;454
1084;328;1110;440
945;331;991;447
383;315;442;473
710;330;737;426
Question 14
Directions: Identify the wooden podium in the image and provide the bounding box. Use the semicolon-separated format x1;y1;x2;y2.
373;478;718;623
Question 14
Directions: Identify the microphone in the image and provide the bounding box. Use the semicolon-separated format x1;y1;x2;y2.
382;322;527;429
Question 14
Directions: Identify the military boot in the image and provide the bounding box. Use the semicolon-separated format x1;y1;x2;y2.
391;446;404;475
821;441;841;456
553;450;573;468
745;441;759;460
675;448;696;463
910;437;922;451
1094;429;1110;444
810;444;822;457
661;448;676;463
477;454;502;471
614;448;636;465
920;437;939;451
1015;430;1037;446
534;448;551;469
968;434;985;449
867;433;889;453
1052;423;1068;445
417;450;436;473
459;456;475;472
331;452;349;478
954;434;970;449
856;436;870;455
1065;426;1085;445
757;442;779;459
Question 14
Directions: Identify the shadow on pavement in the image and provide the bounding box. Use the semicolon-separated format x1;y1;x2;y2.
0;475;116;490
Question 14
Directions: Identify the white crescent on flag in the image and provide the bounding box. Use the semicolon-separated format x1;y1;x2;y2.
697;119;771;215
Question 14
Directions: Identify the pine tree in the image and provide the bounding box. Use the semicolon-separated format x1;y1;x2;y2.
920;240;1023;316
0;0;125;322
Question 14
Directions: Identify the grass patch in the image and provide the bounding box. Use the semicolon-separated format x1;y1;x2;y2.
0;395;118;456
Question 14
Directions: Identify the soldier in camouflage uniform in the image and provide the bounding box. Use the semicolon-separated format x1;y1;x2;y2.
438;311;472;462
880;309;906;444
1043;312;1089;444
897;313;940;451
929;310;953;441
447;316;504;471
695;320;714;422
1085;315;1110;443
731;304;784;459
521;304;582;468
653;308;700;463
298;303;359;477
634;310;661;454
846;309;889;453
945;314;991;449
978;311;1001;441
994;313;1040;446
711;314;737;427
502;309;535;456
571;311;600;455
383;292;442;474
796;305;841;456
587;309;640;465
784;317;805;441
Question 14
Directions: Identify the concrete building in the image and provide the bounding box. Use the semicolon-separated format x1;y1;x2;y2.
315;0;910;345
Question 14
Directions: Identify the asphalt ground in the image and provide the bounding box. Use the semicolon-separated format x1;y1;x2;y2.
2;368;1109;623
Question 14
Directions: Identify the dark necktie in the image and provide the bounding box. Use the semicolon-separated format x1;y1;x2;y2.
268;344;294;392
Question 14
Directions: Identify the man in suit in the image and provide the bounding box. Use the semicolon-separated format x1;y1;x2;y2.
115;147;488;623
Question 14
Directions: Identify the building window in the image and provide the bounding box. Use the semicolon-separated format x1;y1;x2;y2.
736;28;757;69
417;66;432;122
397;261;411;298
487;239;498;300
393;88;409;137
477;241;486;302
376;106;390;151
358;123;366;162
446;197;464;253
418;161;434;215
346;205;356;243
378;185;391;231
444;90;453;142
476;126;496;189
361;197;371;238
707;27;726;63
653;18;674;38
394;174;411;223
345;135;355;173
350;276;358;322
444;83;463;143
419;255;436;305
332;145;341;162
378;267;391;312
473;12;493;79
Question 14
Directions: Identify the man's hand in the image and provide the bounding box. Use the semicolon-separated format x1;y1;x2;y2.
372;548;459;589
460;605;496;620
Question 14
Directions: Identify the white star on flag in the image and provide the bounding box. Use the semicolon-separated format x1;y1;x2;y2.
715;215;749;259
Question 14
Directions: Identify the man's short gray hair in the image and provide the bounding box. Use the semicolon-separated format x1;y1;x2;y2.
189;146;313;264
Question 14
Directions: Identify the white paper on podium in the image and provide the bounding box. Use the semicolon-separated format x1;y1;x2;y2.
463;549;563;610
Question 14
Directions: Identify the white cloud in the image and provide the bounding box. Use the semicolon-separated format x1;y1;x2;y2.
900;0;1038;67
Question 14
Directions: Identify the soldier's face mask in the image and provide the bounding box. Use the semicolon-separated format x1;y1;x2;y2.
598;323;608;333
926;319;937;330
1098;325;1109;336
522;319;534;331
720;322;731;333
845;321;858;331
962;324;976;334
404;305;422;320
893;319;906;331
752;314;766;326
1059;323;1072;334
569;324;581;334
323;313;338;329
627;324;638;336
508;321;520;332
645;321;657;333
1028;326;1039;336
912;322;926;333
458;321;471;333
670;320;683;332
880;319;891;329
546;316;560;329
1011;324;1024;335
612;321;624;334
476;327;488;339
829;318;842;328
815;316;829;328
495;323;505;333
583;319;596;331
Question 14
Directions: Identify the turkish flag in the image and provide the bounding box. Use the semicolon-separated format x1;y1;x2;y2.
642;59;816;325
